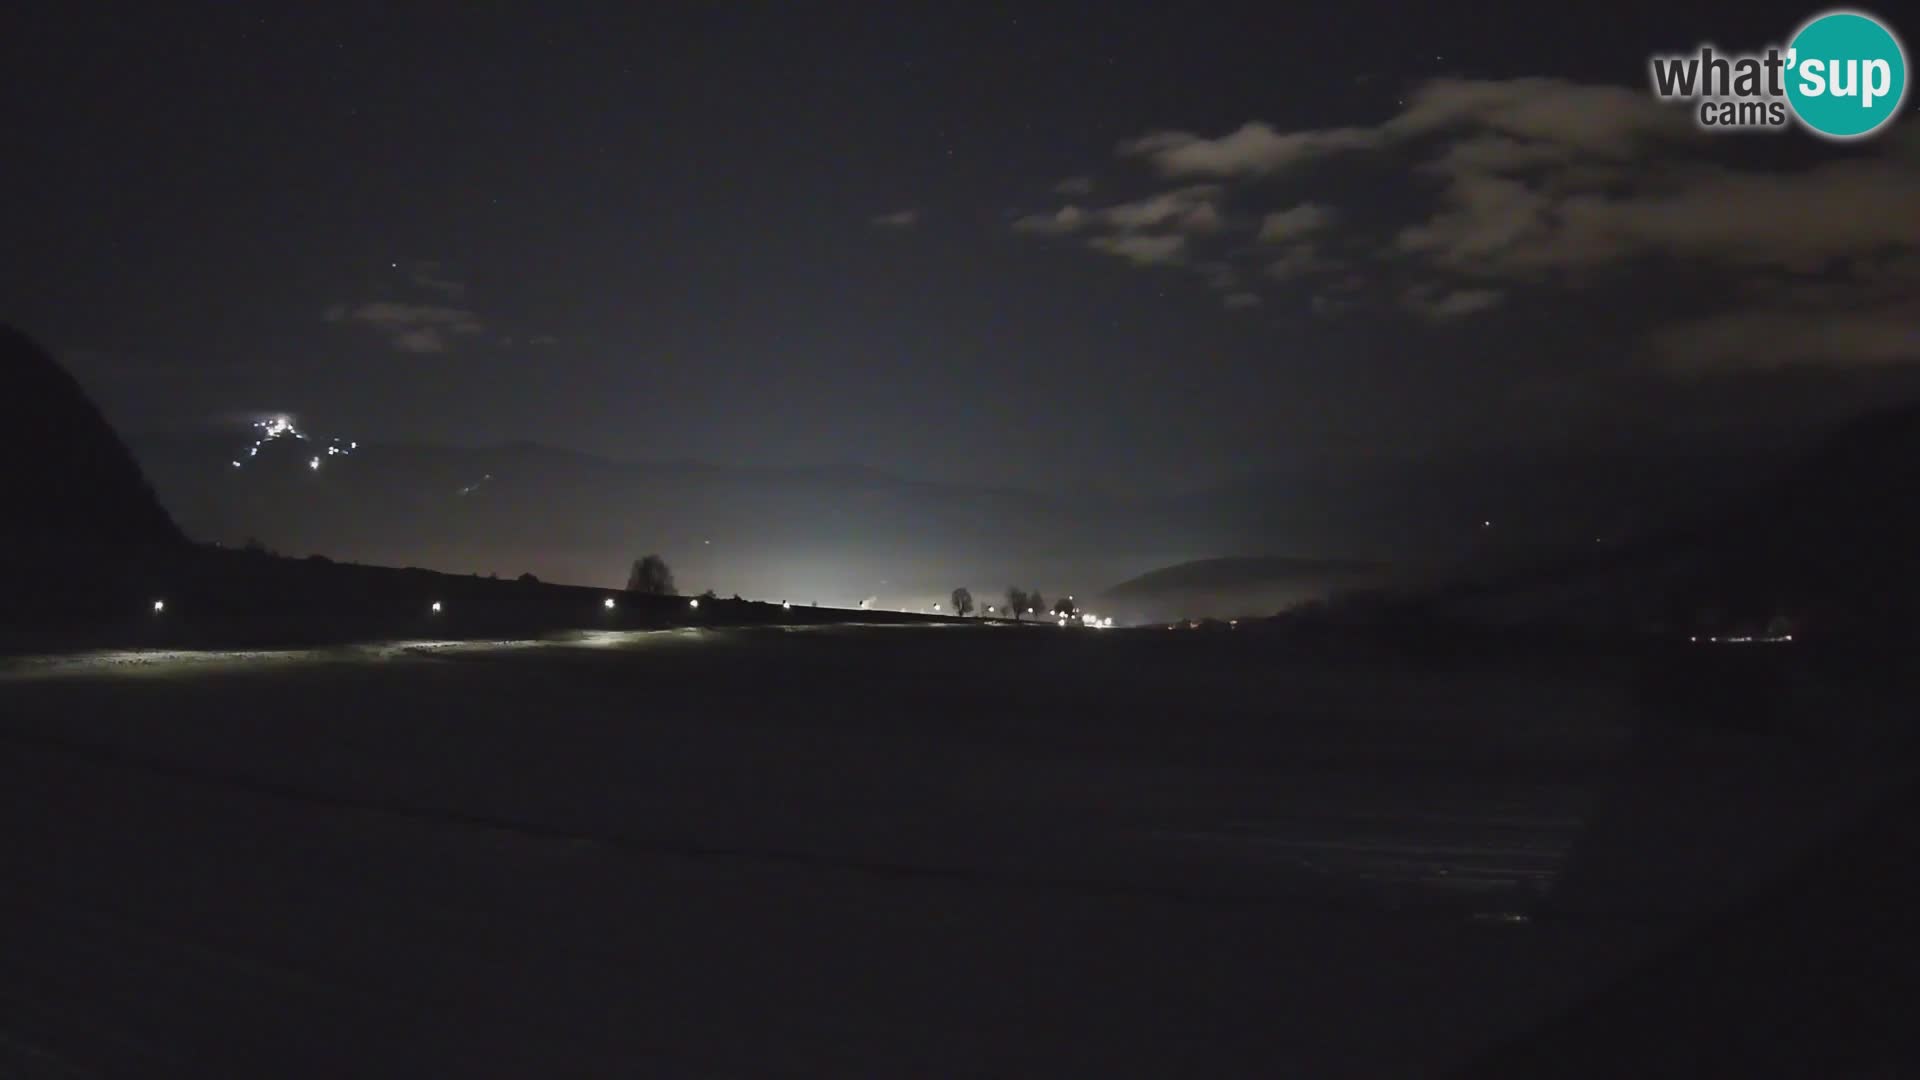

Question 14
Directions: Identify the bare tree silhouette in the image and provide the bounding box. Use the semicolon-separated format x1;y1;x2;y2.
627;554;676;595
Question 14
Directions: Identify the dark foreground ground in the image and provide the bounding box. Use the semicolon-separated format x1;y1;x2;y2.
1;625;1913;1076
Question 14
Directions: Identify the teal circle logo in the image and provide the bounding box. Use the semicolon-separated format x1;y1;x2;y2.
1785;10;1908;139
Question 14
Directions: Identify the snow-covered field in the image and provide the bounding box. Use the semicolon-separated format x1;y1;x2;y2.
0;626;1900;1075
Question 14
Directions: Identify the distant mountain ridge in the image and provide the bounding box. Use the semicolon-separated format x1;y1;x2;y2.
1104;556;1387;596
118;414;1848;612
1098;556;1391;624
1336;398;1920;640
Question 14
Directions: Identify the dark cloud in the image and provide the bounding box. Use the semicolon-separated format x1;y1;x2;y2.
1119;122;1379;177
1023;76;1920;372
1015;186;1224;236
1258;203;1338;244
1403;284;1506;321
1012;205;1091;234
328;302;487;354
1086;233;1186;266
1098;185;1225;232
407;260;466;299
1265;244;1333;281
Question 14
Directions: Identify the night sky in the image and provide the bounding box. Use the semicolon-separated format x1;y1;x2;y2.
5;1;1917;501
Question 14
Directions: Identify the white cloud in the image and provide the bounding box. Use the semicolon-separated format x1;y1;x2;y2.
1399;155;1920;277
1222;292;1262;309
1311;293;1358;318
1258;203;1338;244
1385;78;1688;157
331;302;487;354
1099;185;1224;232
1651;258;1920;372
1018;187;1225;237
408;260;467;299
871;208;921;227
1012;205;1091;234
1120;122;1379;177
1193;261;1238;291
1651;302;1920;373
1028;76;1919;361
1087;233;1186;266
1404;285;1506;321
1265;243;1331;281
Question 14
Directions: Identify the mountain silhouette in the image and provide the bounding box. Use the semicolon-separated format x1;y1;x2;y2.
0;325;182;550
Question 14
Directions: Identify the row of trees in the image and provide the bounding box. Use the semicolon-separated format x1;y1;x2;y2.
948;586;1078;621
624;556;1075;622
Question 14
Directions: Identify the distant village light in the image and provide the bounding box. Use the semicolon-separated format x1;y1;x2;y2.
152;599;166;614
604;597;616;610
430;601;442;613
689;598;700;609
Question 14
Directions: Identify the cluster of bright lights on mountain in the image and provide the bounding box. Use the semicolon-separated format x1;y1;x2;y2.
456;473;494;497
1690;633;1794;644
229;414;356;471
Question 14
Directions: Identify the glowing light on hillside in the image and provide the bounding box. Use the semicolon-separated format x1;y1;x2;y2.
603;597;616;610
689;598;700;609
430;601;442;613
230;414;356;472
151;599;166;614
1698;633;1795;645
